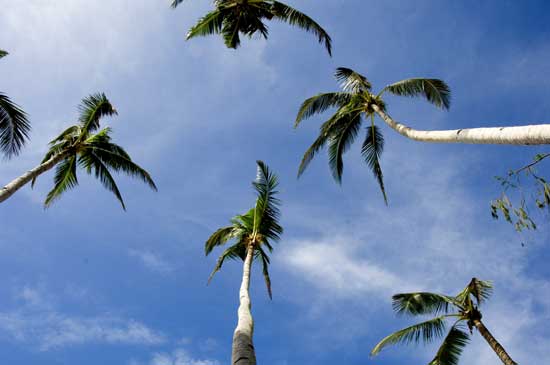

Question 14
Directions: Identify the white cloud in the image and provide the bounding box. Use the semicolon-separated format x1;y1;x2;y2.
129;249;174;274
149;348;220;365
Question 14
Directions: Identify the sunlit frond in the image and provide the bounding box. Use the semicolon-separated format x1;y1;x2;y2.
392;292;461;316
429;324;470;365
384;78;451;110
335;67;371;92
361;124;387;203
186;9;224;40
44;155;78;207
78;93;117;134
205;226;236;255
0;93;30;158
371;316;448;356
253;160;282;241
456;278;493;306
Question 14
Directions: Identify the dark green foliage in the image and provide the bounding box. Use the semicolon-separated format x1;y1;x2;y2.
173;0;332;55
384;78;451;110
429;325;470;365
362;124;387;203
204;161;283;298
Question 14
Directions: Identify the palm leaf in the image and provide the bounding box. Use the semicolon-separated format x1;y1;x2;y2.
335;67;371;92
78;93;117;135
361;124;387;204
429;324;470;365
44;155;78;207
252;160;282;241
270;1;332;55
0;50;8;59
205;226;235;255
392;292;461;316
327;111;362;183
294;92;352;127
256;245;272;299
456;278;493;306
186;9;225;40
78;150;126;210
0;93;30;158
371;316;448;356
384;78;451;110
208;241;247;284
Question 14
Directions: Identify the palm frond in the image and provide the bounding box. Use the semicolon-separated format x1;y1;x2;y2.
270;1;332;55
78;93;117;134
208;241;247;284
371;316;448;356
384;78;451;110
0;50;8;59
294;92;352;127
78;150;126;210
335;67;371;92
44;155;78;207
222;18;243;49
429;324;470;365
0;93;30;158
186;9;224;40
170;0;185;8
205;226;235;255
256;245;272;299
252;160;282;241
327;111;362;183
457;278;493;306
361;124;387;204
392;292;461;316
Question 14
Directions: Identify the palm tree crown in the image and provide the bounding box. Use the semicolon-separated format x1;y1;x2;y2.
32;93;157;209
0;49;31;158
295;67;451;203
205;160;282;298
172;0;332;55
371;278;512;365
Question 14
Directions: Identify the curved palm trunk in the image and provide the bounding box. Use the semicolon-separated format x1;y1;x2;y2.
473;319;517;365
231;243;256;365
0;152;67;204
372;104;550;145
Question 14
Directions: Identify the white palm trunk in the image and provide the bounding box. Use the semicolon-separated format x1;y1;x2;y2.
372;104;550;145
0;152;67;204
231;243;256;365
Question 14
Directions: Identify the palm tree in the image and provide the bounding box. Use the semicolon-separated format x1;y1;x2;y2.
0;93;157;208
0;49;31;158
171;0;332;55
205;160;283;365
371;278;517;365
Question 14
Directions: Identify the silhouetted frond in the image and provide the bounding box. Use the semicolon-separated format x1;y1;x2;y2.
385;78;450;110
0;93;30;158
361;124;387;203
335;67;371;92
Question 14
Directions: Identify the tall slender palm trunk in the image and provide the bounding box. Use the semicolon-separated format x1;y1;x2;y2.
0;152;67;204
473;319;517;365
231;243;256;365
372;104;550;145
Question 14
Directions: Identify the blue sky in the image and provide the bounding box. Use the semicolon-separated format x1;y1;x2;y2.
1;1;550;364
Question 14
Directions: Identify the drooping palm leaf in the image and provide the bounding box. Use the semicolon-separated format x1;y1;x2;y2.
78;93;117;135
392;292;461;316
294;92;352;127
0;93;31;158
270;1;332;55
256;245;272;299
327;112;362;183
371;316;448;356
205;226;236;255
44;155;78;207
384;78;451;110
335;67;372;92
186;9;225;40
208;241;247;284
429;325;470;365
361;124;387;203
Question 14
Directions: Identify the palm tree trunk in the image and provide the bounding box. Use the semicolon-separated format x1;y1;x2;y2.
0;152;67;204
372;104;550;145
231;243;256;365
473;319;517;365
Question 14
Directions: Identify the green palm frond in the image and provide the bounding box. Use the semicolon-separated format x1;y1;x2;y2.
384;78;451;110
294;92;352;127
208;241;247;284
252;160;282;241
205;226;236;255
78;93;117;135
429;324;470;365
270;1;332;55
0;50;8;59
371;316;448;356
256;245;272;299
186;9;225;40
44;155;78;207
0;93;31;158
392;292;461;316
221;16;243;49
78;150;126;209
335;67;372;92
327;112;362;183
456;278;493;306
361;124;387;203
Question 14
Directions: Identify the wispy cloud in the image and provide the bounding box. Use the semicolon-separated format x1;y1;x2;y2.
129;249;174;274
131;348;220;365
